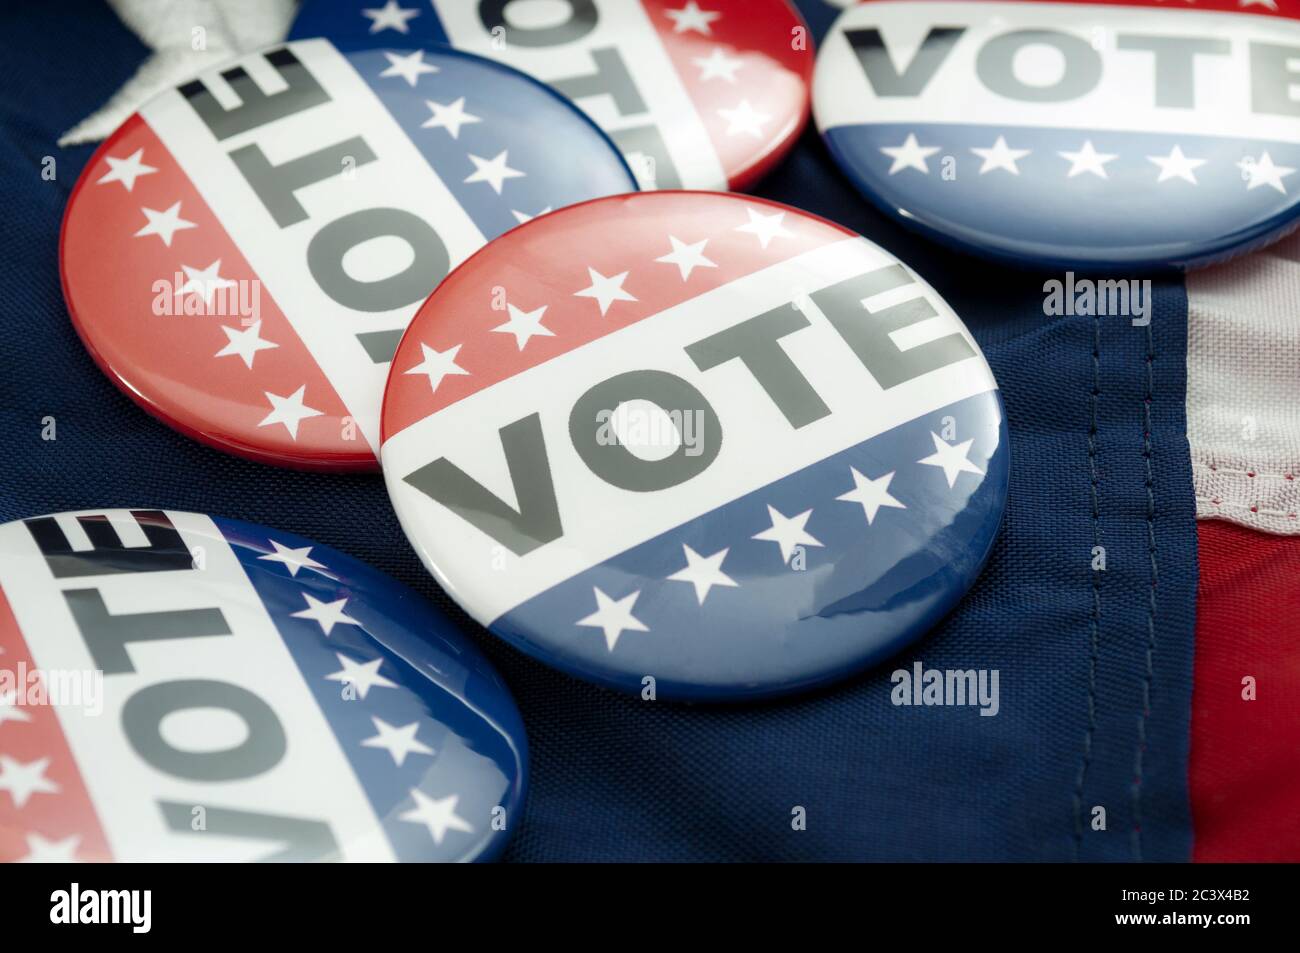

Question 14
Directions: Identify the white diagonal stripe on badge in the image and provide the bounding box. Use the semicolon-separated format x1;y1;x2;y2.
382;238;997;622
0;512;395;861
138;39;488;452
429;0;728;189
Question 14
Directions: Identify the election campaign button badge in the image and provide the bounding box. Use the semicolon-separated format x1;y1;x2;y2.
0;509;527;862
813;0;1300;270
60;40;637;471
380;192;1008;700
291;0;814;191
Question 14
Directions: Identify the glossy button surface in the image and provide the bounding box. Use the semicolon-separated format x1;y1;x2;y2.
813;0;1300;270
380;191;1009;700
0;509;527;862
60;39;637;470
292;0;814;191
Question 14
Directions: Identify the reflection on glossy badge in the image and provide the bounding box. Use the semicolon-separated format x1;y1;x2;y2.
380;192;1009;701
813;0;1300;270
60;39;637;470
291;0;815;190
0;509;527;862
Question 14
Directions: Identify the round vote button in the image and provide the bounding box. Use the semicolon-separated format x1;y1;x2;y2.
381;192;1009;700
60;39;637;470
813;0;1300;270
0;509;527;862
291;0;815;191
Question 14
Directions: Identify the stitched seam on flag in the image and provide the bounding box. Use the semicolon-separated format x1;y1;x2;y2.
1073;312;1104;860
1196;499;1298;517
1132;321;1159;863
1192;465;1298;479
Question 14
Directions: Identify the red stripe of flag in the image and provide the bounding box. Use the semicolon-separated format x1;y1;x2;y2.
1191;521;1300;861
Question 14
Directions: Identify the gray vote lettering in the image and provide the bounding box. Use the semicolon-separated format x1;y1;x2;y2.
307;207;450;313
25;510;193;579
848;20;1289;112
550;47;646;118
846;26;966;97
183;44;453;359
123;679;287;782
62;589;230;676
403;413;563;557
181;47;329;141
569;370;722;492
976;29;1102;103
1252;41;1300;117
231;136;376;229
478;0;598;47
1115;35;1230;109
404;266;974;550
158;801;340;863
685;306;830;430
810;265;976;390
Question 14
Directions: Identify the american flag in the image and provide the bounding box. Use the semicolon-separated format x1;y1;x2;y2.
380;191;1007;699
0;509;525;862
60;39;636;469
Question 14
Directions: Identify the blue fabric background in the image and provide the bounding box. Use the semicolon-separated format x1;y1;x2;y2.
0;0;1198;861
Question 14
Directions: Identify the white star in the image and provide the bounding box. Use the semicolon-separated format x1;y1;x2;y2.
0;688;32;726
362;717;434;767
179;259;236;306
970;135;1031;175
0;755;60;808
405;342;470;394
325;653;397;700
1238;0;1278;8
837;468;907;524
1240;152;1295;195
694;47;743;83
1059;140;1119;179
97;147;157;191
511;206;552;224
214;320;277;369
257;385;323;440
258;539;326;577
735;207;795;249
379;49;438;86
464;150;525;194
134;201;196;246
362;0;419;33
667;545;738;605
492;303;553;350
881;133;941;175
665;1;721;34
655;236;717;280
291;593;361;636
400;790;474;844
422;97;481;139
752;505;823;564
574;267;637;316
1147;145;1207;184
577;587;649;651
718;99;771;139
18;833;81;863
918;432;985;487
